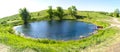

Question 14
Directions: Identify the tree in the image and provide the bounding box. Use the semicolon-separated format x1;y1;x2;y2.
114;9;119;17
47;6;53;20
19;8;31;24
56;6;64;20
71;6;77;16
68;6;77;17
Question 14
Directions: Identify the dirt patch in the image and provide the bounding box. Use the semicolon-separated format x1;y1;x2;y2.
0;44;10;52
81;18;120;52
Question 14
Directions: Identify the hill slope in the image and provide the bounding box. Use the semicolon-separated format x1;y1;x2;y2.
0;10;118;52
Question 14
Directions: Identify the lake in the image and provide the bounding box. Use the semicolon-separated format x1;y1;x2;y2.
13;20;97;40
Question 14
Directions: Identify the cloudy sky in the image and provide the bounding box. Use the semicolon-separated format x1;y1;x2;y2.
0;0;120;18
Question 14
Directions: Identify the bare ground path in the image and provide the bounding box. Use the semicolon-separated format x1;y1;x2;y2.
105;18;120;52
0;44;10;52
81;17;120;52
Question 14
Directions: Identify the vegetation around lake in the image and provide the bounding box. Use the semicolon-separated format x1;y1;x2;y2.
19;8;31;24
0;6;120;52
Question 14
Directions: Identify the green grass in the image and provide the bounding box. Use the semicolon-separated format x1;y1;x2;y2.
0;25;118;52
0;10;117;52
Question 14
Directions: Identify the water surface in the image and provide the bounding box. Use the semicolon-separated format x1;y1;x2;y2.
14;20;97;40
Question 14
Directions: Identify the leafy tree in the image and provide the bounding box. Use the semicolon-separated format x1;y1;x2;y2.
19;8;31;24
47;6;53;20
68;6;77;17
56;6;64;20
71;6;77;16
113;9;119;17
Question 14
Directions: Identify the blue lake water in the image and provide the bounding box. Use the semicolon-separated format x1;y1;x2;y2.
14;20;97;40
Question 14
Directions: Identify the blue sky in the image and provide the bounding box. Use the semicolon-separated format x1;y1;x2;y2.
0;0;120;18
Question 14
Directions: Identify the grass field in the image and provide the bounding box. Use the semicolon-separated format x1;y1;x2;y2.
0;10;118;52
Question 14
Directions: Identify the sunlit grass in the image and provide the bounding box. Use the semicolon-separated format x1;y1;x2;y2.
0;10;117;52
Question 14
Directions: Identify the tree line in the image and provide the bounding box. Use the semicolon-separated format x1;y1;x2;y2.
19;6;78;24
19;6;120;25
113;9;119;17
108;9;120;17
47;6;77;20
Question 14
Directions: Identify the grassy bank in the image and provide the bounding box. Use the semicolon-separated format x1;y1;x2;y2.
0;25;118;52
0;10;117;52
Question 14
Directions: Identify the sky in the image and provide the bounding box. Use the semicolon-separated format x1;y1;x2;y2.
0;0;120;18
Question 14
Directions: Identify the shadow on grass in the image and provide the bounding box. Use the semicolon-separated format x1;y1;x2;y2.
75;15;86;19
